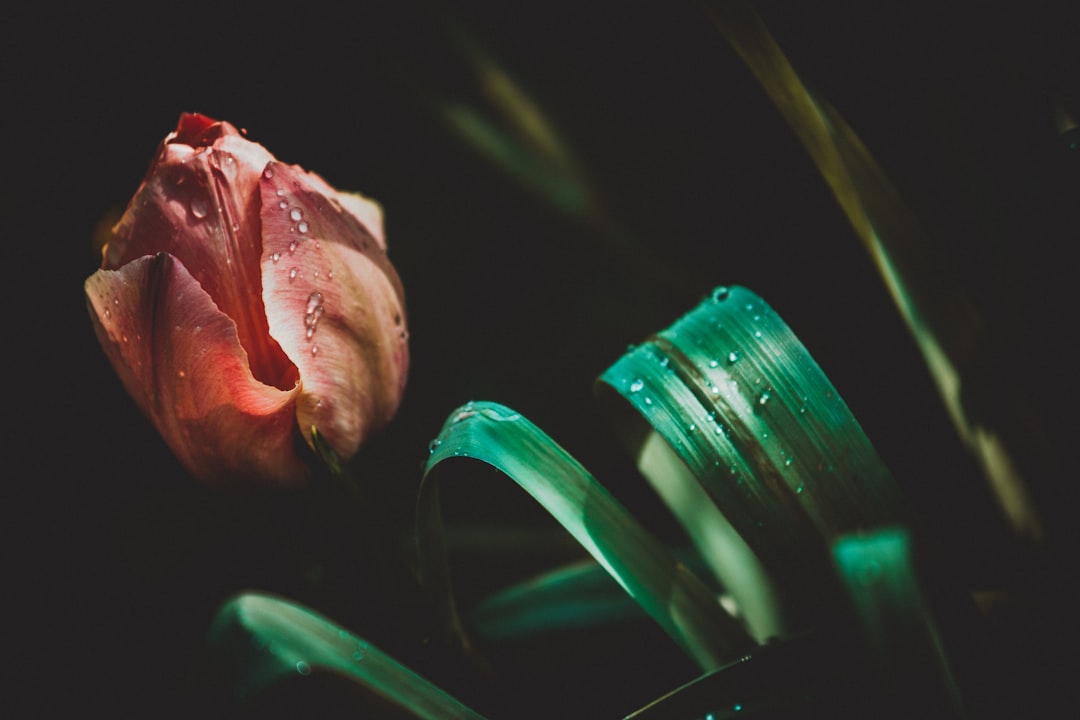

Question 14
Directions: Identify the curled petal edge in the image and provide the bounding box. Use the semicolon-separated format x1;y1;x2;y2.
85;253;309;487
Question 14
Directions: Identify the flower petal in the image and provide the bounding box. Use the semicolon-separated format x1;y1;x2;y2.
259;162;408;459
104;115;296;390
85;253;308;487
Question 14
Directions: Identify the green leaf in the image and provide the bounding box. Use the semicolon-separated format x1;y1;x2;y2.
418;401;755;671
700;0;1048;542
834;528;966;717
597;285;904;637
203;592;488;719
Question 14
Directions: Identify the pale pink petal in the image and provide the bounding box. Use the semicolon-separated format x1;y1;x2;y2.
259;161;408;459
85;253;307;487
104;115;295;390
301;171;387;249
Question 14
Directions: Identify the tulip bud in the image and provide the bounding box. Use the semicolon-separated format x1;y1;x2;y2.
85;113;408;486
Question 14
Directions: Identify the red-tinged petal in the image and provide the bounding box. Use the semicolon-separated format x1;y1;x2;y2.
104;116;296;390
260;161;408;460
85;253;308;487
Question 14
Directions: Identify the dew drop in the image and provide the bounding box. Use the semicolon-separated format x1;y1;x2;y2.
288;240;298;254
352;650;365;661
276;187;286;197
305;292;323;314
271;251;280;262
289;267;299;280
428;439;442;454
311;344;319;356
297;220;309;234
708;359;720;368
104;308;112;318
644;396;653;406
327;270;334;279
727;350;741;364
289;208;303;222
629;379;644;393
189;196;208;219
712;286;730;302
295;661;311;676
784;456;794;467
278;200;288;210
263;167;275;179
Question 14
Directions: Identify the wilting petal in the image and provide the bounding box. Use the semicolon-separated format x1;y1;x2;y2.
85;253;307;486
259;161;408;459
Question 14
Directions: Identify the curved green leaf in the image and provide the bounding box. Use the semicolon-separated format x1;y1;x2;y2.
598;286;904;635
418;401;755;671
203;592;487;719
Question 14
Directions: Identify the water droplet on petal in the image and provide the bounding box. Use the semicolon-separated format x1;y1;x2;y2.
189;196;208;219
311;344;319;356
276;187;285;197
278;200;288;210
297;221;309;234
289;267;299;280
288;240;297;254
289;208;303;222
263;167;274;179
271;251;281;262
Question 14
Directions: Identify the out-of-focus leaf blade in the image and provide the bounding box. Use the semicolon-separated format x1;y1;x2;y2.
834;528;967;718
700;0;1047;542
203;592;488;719
598;286;904;637
418;401;756;671
472;557;646;640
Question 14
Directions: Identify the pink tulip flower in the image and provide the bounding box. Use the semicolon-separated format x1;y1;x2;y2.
85;113;408;486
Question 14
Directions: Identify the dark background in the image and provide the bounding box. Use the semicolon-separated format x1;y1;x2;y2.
5;1;1078;717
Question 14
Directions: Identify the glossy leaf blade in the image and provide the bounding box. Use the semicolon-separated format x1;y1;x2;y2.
203;592;488;719
598;286;904;634
418;401;755;670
